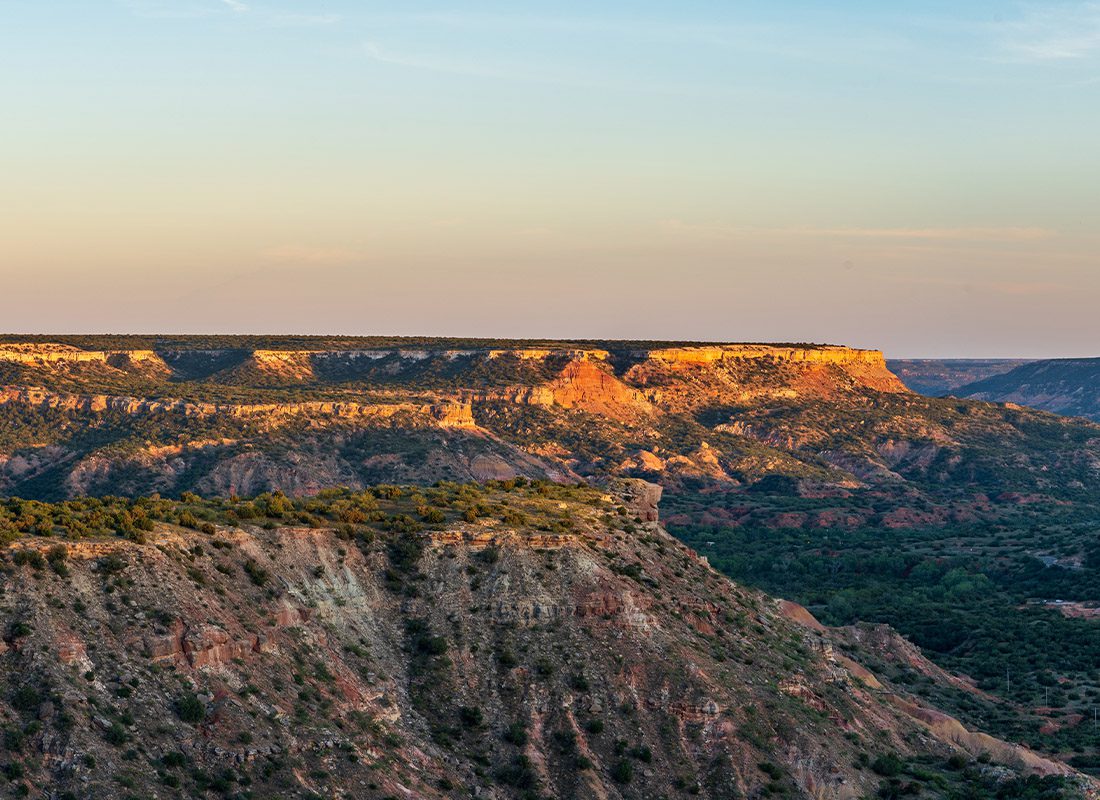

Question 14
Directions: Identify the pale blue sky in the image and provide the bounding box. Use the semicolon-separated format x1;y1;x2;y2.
1;1;1098;356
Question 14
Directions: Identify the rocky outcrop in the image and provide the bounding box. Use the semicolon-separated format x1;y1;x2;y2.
644;345;907;394
547;359;651;415
0;344;165;367
475;345;906;419
777;599;826;632
429;400;476;428
485;358;653;419
55;634;88;666
606;478;663;522
488;348;610;361
0;341;907;396
645;344;888;367
0;387;476;428
143;621;278;669
248;349;316;380
425;528;576;550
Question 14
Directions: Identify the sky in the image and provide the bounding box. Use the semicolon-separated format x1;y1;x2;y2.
1;1;1098;357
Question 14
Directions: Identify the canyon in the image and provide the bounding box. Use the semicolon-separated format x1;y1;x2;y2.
0;338;1048;502
3;337;1100;797
0;483;1090;799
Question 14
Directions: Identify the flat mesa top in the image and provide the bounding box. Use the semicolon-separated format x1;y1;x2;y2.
0;334;854;354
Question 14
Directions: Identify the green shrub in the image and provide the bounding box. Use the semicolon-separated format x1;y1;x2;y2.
175;693;206;724
243;560;268;587
12;550;45;570
2;728;25;752
98;554;127;575
871;753;904;777
458;706;483;728
8;621;31;639
46;544;69;575
611;759;633;784
759;761;783;780
162;752;187;768
10;686;40;714
503;722;528;746
104;723;128;746
417;635;448;656
494;755;538;789
420;508;446;524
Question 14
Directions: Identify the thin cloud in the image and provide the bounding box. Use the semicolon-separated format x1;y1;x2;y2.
221;0;247;13
659;220;1056;243
995;2;1100;61
808;227;1055;242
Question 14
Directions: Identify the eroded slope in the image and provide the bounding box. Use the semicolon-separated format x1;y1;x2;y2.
0;482;1089;799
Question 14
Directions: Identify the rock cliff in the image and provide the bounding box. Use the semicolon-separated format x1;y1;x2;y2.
0;387;475;427
0;344;165;366
0;485;1089;799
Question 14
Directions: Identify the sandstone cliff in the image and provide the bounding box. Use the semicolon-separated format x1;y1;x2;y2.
0;387;475;427
0;341;906;399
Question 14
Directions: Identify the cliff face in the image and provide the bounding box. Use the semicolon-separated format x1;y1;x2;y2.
481;345;903;419
647;344;888;366
1;338;1097;504
0;341;905;397
485;358;655;420
0;387;476;427
0;485;1086;799
624;345;906;410
0;344;164;366
0;336;988;479
244;349;317;381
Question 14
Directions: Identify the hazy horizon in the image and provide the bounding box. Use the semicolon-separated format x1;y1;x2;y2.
3;1;1098;357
